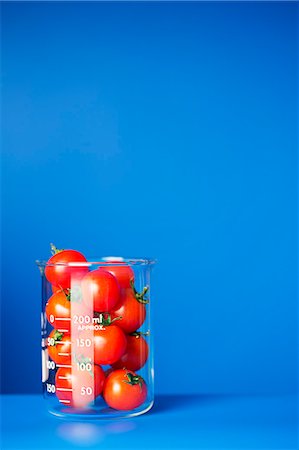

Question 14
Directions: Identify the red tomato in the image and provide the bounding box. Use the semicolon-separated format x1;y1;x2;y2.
111;289;146;333
93;325;127;365
55;365;105;407
102;264;134;289
45;246;89;289
105;367;114;378
112;334;149;371
46;291;71;332
52;285;62;294
81;269;120;312
47;330;71;365
103;369;147;410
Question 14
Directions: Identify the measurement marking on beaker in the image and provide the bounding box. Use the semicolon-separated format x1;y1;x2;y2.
57;329;69;332
56;387;73;392
58;352;70;356
56;364;72;368
58;376;69;380
56;318;71;321
56;341;71;345
59;400;71;404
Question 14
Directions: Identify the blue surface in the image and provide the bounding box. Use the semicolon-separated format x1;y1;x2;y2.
1;394;297;449
1;2;297;396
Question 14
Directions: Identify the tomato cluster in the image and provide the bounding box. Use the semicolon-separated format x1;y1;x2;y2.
44;244;149;411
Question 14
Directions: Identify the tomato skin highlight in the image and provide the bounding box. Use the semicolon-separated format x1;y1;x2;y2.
46;291;71;332
93;325;127;365
111;289;146;334
45;250;88;289
103;369;147;410
102;264;135;289
81;269;120;313
55;365;105;407
47;330;71;365
112;334;149;371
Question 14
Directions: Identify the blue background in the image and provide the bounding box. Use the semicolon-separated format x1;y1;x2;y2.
1;2;297;398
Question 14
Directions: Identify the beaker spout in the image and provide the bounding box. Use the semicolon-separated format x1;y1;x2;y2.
36;260;45;275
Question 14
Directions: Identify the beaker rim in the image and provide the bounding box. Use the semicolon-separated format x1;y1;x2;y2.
36;256;157;268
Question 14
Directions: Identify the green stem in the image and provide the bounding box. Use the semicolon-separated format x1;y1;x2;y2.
130;280;150;304
50;243;64;255
111;315;123;324
94;312;122;326
58;286;71;301
53;330;63;342
130;331;150;338
123;371;144;390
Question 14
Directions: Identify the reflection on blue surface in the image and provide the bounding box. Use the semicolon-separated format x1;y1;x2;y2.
57;422;105;446
1;394;298;449
57;420;136;446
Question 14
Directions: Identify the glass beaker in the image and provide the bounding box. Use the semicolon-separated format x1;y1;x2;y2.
36;255;156;419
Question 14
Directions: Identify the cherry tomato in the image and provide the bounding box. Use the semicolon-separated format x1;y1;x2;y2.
111;289;146;333
45;245;89;289
112;334;149;371
102;264;135;289
93;325;127;365
103;369;147;410
47;330;71;365
55;365;105;407
105;368;114;378
51;285;62;294
46;291;71;332
81;269;120;312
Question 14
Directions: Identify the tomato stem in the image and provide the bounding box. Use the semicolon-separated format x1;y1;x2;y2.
130;331;150;338
53;330;63;343
50;243;64;255
110;316;123;324
94;312;122;326
123;371;144;390
130;280;149;304
58;286;71;301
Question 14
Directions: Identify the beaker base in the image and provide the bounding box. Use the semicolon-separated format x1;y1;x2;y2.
47;399;154;420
